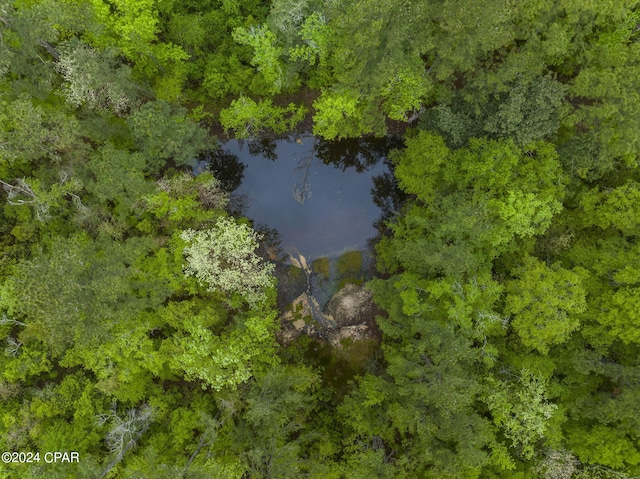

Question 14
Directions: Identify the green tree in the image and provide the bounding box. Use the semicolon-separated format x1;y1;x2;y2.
378;132;565;278
127;100;212;174
180;216;275;307
232;24;285;94
0;235;163;356
339;275;500;478
505;256;587;354
54;39;142;115
421;74;567;147
88;0;188;80
484;370;559;460
157;299;280;391
312;90;376;140
0;95;82;168
216;364;323;477
558;7;640;179
219;97;306;139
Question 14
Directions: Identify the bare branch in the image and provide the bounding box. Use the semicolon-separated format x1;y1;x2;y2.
184;435;208;473
96;404;154;479
5;337;22;357
37;39;59;61
0;314;26;327
0;178;37;203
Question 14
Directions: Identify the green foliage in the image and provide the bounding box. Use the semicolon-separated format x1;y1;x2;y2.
219;97;306;139
286;11;330;69
0;235;161;356
159;300;280;391
312;90;378;140
2;0;640;476
85;144;150;208
423;74;567;147
309;0;435;132
484;370;558;460
355;276;496;478
0;175;84;223
559;9;640;179
505;257;587;354
180;216;275;307
88;0;188;79
127;100;213;174
579;181;640;237
55;39;141;115
379;132;565;278
381;67;431;121
233;24;285;94
0;95;82;167
216;364;323;477
141;172;225;231
569;425;640;471
483;75;567;145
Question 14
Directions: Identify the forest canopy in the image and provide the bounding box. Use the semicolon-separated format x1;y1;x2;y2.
1;0;640;477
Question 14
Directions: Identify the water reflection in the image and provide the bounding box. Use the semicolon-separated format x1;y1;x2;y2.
199;148;246;192
370;158;408;231
315;136;405;172
202;135;406;259
247;137;278;162
292;151;314;205
254;224;285;262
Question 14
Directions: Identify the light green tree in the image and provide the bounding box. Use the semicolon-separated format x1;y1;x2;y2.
219;97;306;139
312;90;376;140
232;24;285;94
505;256;586;354
88;0;188;78
578;181;640;238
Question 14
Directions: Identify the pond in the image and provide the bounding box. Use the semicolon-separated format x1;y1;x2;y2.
200;135;404;260
198;134;405;308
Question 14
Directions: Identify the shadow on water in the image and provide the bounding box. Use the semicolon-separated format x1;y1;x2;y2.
247;137;278;162
370;157;409;235
315;136;405;172
198;148;246;192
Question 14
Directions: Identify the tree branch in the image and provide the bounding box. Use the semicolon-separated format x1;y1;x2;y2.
37;39;59;61
97;422;151;479
183;434;208;474
0;14;59;60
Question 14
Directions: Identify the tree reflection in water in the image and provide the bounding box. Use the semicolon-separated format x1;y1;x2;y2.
199;148;246;193
315;135;404;172
199;135;408;259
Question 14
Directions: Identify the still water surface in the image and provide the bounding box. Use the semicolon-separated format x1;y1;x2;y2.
202;135;402;260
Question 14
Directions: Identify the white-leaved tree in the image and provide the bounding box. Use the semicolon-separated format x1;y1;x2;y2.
180;216;275;307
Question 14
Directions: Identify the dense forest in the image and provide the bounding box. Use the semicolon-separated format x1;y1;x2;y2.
1;0;640;477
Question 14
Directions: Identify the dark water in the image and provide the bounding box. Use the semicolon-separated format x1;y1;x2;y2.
200;135;404;260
